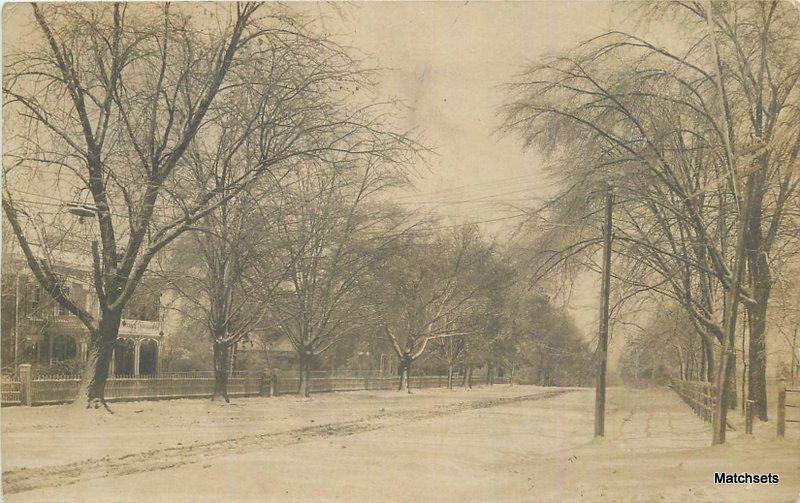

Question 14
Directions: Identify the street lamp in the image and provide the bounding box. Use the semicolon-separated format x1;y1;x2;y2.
67;200;99;220
67;187;99;219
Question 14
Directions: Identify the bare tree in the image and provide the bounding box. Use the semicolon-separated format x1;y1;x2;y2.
163;184;287;402
1;3;335;410
435;334;468;390
160;18;392;402
269;141;415;397
500;0;800;442
619;302;704;383
372;226;497;393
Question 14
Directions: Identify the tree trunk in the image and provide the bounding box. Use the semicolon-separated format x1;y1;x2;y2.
742;361;748;417
705;338;714;382
712;178;751;445
73;313;120;411
727;355;736;410
700;335;715;383
713;327;736;444
447;364;453;390
487;362;494;386
699;339;706;381
398;358;411;393
298;350;311;398
741;156;771;421
463;365;472;389
685;350;692;381
746;272;769;421
509;364;515;386
741;311;748;415
75;337;114;410
212;342;230;403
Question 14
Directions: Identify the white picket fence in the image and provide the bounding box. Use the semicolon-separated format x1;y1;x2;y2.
2;368;510;406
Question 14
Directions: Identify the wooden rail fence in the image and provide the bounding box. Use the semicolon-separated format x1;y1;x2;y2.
669;379;735;430
1;364;510;407
672;378;800;436
670;380;717;422
777;378;799;438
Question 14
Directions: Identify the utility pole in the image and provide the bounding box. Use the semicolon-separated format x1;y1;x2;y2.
14;273;21;368
595;184;613;438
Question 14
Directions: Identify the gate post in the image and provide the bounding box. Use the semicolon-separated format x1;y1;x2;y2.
777;377;786;438
19;364;33;406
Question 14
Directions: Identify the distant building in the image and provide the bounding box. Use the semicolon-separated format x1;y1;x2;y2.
233;322;297;372
1;250;165;377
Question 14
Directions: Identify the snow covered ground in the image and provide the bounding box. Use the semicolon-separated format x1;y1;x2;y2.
2;385;798;502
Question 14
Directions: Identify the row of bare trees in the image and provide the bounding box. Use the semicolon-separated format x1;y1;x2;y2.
2;3;592;408
0;2;418;409
4;2;274;409
501;0;800;444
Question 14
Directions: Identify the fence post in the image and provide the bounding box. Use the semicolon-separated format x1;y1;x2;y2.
745;400;754;435
271;371;279;397
19;364;33;406
259;370;270;397
777;377;786;438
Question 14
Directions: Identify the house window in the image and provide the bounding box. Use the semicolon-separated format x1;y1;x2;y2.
57;287;71;316
27;283;42;318
124;292;160;322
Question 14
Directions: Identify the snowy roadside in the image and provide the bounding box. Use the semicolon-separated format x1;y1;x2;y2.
0;385;550;472
4;386;798;502
517;388;800;502
8;386;799;502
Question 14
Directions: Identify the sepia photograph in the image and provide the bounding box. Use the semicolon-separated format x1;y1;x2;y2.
1;1;799;501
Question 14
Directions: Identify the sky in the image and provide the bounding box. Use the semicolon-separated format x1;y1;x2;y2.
304;2;622;344
315;2;619;222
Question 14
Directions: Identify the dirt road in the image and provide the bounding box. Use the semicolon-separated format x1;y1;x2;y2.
3;386;568;497
4;386;799;502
